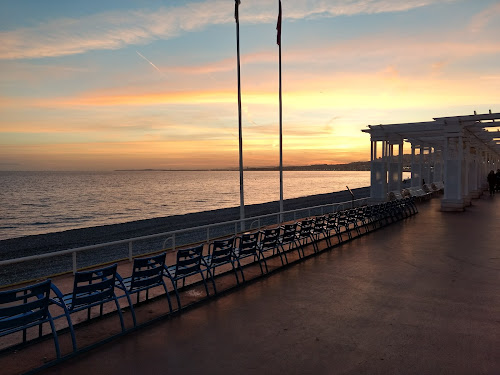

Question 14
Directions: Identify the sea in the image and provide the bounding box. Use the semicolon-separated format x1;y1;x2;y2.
0;170;372;241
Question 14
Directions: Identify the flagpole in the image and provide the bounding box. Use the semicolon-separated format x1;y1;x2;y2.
277;0;283;222
235;0;245;231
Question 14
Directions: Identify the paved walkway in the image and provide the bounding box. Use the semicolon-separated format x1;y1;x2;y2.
13;194;500;374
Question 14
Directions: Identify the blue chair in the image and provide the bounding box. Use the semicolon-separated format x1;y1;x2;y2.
233;232;264;281
324;213;344;247
204;237;240;294
0;280;61;358
164;245;210;310
50;263;124;352
258;227;287;270
310;215;328;252
115;253;172;327
279;223;303;259
296;219;315;254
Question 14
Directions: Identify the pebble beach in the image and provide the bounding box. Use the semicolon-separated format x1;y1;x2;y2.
0;187;369;285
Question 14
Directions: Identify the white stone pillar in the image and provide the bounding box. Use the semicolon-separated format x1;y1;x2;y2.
433;148;443;183
370;140;389;203
388;140;403;193
441;120;466;211
411;144;421;187
468;145;480;199
422;146;431;185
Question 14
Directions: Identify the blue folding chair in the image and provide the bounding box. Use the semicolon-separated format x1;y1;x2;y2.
279;223;303;259
296;219;315;254
310;215;328;252
50;263;124;352
0;280;61;358
115;253;172;327
233;232;264;281
324;212;344;247
164;245;210;310
204;237;240;294
258;227;287;270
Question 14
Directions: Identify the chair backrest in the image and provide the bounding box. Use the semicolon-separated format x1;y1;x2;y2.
325;213;340;229
71;264;118;310
280;223;297;243
259;228;279;250
174;244;205;278
297;219;313;236
0;280;52;332
130;253;167;292
235;233;259;257
312;216;326;231
209;237;235;267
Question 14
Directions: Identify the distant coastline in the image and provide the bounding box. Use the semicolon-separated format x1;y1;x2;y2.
115;156;417;172
116;161;372;172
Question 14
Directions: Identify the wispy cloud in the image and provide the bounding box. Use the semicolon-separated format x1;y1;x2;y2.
468;2;500;33
0;0;458;60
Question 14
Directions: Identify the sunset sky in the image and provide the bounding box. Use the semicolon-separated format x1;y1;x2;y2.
1;0;499;170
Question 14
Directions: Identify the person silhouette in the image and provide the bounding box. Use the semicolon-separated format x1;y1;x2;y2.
496;169;500;192
487;170;496;196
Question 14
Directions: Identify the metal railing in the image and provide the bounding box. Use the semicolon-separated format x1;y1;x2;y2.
0;197;368;284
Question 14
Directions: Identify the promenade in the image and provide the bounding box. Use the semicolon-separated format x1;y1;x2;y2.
30;194;500;375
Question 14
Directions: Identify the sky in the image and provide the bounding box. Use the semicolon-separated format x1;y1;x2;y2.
1;0;499;171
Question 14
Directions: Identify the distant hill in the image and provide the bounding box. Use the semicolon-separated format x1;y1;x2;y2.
117;155;421;172
244;161;371;171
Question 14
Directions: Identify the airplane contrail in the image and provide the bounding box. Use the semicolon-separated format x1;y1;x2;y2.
136;51;166;76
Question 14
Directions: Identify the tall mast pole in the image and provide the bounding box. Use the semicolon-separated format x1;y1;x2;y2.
277;0;283;222
235;0;245;231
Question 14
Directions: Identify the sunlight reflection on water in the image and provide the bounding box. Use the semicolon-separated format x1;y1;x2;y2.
0;170;372;240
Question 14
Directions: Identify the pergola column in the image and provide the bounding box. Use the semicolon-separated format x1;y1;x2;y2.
462;137;472;206
422;146;431;185
388;139;403;193
468;143;481;199
432;148;443;183
411;143;422;187
369;139;389;203
480;150;488;191
441;120;466;211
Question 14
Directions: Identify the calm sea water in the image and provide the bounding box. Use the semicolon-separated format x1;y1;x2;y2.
0;170;370;240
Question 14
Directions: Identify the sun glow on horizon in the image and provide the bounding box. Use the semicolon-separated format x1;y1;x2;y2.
1;0;499;170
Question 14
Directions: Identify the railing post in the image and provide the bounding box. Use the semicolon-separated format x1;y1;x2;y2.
258;218;261;228
128;242;133;262
172;234;176;252
207;227;210;242
235;222;238;235
72;252;77;275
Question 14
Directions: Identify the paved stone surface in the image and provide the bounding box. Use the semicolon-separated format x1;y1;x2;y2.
13;194;500;374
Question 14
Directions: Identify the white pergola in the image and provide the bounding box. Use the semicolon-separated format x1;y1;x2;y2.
361;111;500;211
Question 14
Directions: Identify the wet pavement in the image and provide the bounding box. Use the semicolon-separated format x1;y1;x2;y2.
3;193;500;374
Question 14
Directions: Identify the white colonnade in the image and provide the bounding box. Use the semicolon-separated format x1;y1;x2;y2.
362;111;500;211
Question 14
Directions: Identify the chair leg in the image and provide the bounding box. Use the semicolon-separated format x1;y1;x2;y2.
113;297;126;332
235;258;246;282
259;252;269;273
207;267;217;295
231;261;240;285
251;254;265;275
47;314;61;359
121;290;137;327
276;247;287;265
161;281;174;313
198;271;211;297
171;280;182;311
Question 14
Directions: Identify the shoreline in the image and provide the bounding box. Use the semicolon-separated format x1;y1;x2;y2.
0;187;369;261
